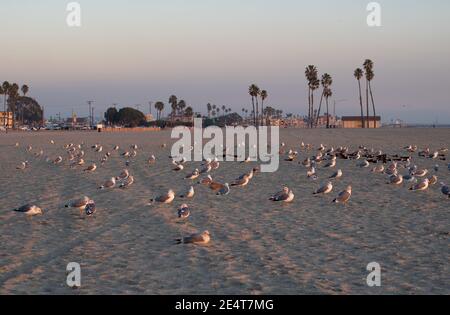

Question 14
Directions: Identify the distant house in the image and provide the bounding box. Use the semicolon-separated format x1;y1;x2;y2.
64;117;90;129
0;112;13;128
342;116;381;128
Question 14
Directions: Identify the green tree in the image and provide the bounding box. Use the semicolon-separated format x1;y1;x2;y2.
104;107;118;126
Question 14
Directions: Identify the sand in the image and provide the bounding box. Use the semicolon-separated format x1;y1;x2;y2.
0;128;448;295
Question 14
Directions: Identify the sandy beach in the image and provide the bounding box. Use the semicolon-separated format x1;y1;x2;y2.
0;128;448;295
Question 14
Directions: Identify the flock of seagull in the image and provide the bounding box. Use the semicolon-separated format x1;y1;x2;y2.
10;139;450;245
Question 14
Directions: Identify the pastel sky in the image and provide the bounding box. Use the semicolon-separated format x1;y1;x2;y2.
1;0;450;123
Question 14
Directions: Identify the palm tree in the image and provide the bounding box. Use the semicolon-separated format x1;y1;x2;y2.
364;61;377;128
2;81;10;127
21;85;29;96
178;100;186;115
221;105;226;117
154;101;164;120
305;66;319;128
169;95;177;123
260;90;267;126
8;83;19;128
354;68;365;128
248;84;260;127
324;87;333;128
363;59;374;128
207;103;212;118
316;74;332;127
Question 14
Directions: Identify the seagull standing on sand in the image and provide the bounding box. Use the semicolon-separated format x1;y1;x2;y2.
333;186;352;204
53;156;63;164
119;175;134;188
180;186;195;198
185;169;200;180
409;178;430;191
116;169;130;181
177;204;191;219
330;169;343;179
269;187;295;203
313;182;333;195
388;174;403;185
14;204;43;216
175;231;210;245
84;164;97;172
16;161;29;170
98;177;116;190
231;176;250;187
65;196;93;212
149;190;175;205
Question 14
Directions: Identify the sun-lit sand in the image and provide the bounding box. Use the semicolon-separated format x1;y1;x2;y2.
0;128;448;294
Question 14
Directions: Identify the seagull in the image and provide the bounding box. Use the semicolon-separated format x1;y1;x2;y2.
428;175;438;186
198;175;213;186
440;183;449;198
209;180;226;192
371;165;385;174
231;176;250;187
113;145;120;151
65;196;93;213
185;169;200;180
323;159;336;168
330;169;343;179
98;177;116;190
84;164;97;172
119;175;134;188
217;183;231;196
53;156;63;164
180;186;195;198
116;169;130;181
148;155;156;165
333;186;352;204
307;167;317;178
269;187;295;203
149;190;175;204
16;161;29;170
313;182;333;195
409;178;430;191
358;160;370;168
387;174;404;185
175;231;211;245
177;204;190;219
414;169;428;177
173;164;184;171
13;204;43;216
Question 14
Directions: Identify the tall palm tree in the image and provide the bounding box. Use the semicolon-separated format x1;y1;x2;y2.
363;59;374;128
221;105;226;117
248;84;259;126
324;87;333;128
169;95;177;123
2;81;10;127
260;90;267;126
316;74;332;127
365;64;376;128
354;68;365;128
305;66;319;128
154;101;164;120
8;83;19;128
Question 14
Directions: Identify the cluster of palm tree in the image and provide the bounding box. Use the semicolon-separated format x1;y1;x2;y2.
263;106;283;120
248;84;268;127
154;95;193;123
154;101;165;120
305;66;334;128
206;103;232;119
354;59;377;128
0;81;30;128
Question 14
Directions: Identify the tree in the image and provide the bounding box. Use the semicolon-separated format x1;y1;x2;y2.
207;103;212;118
7;83;19;128
178;100;186;115
316;74;332;127
364;60;377;128
21;85;29;96
185;106;193;117
260;90;268;126
169;95;178;122
104;107;118;126
2;81;10;127
248;84;260;126
305;66;319;128
115;107;146;127
154;101;164;120
363;59;374;128
354;68;365;128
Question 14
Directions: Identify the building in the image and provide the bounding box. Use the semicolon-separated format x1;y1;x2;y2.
64;116;91;129
0;112;13;128
342;116;381;128
145;114;155;122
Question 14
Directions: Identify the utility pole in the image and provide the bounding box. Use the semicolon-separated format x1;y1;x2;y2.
148;101;152;115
